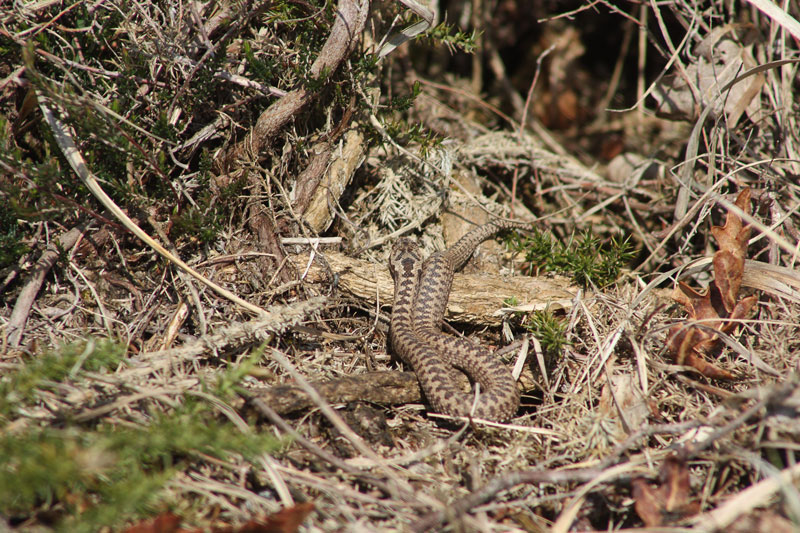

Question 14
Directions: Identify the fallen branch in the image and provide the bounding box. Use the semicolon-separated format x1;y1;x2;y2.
216;0;369;171
250;370;421;415
289;250;581;326
119;296;327;378
7;224;86;347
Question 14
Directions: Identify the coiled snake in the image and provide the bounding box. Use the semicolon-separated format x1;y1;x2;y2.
388;219;531;421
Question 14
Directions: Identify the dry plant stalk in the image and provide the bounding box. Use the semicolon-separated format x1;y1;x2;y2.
666;188;759;379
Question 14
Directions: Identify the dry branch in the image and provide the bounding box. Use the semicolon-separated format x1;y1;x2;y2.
6;224;86;347
288;250;581;325
250;370;421;415
216;0;369;171
301;129;366;232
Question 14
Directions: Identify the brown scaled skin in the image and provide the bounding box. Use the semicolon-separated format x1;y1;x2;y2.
388;220;531;421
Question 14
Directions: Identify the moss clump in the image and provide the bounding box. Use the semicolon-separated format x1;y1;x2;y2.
508;229;635;288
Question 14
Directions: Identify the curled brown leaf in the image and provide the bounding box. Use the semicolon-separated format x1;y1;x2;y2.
633;456;701;527
666;188;756;379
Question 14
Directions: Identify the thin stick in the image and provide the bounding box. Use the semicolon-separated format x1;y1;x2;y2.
7;224;86;347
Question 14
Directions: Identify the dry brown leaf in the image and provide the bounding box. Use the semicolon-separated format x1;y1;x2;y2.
666;189;757;379
633;456;701;527
711;188;752;312
714;251;745;313
632;478;664;527
242;503;315;533
651;25;764;127
667;325;735;380
121;504;314;533
122;513;182;533
729;295;759;324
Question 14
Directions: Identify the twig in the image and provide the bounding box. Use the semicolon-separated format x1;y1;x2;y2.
510;43;553;213
119;297;326;378
249;370;422;415
410;464;618;532
690;462;800;531
265;347;416;496
410;417;726;532
678;375;800;458
217;0;369;169
7;224;86;347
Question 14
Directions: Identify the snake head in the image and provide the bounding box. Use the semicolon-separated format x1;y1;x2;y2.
388;238;423;280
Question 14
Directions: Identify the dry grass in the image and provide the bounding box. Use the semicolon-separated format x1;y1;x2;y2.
2;0;800;531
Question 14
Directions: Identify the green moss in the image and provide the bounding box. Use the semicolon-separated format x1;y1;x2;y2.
0;405;277;531
508;228;635;288
524;310;570;358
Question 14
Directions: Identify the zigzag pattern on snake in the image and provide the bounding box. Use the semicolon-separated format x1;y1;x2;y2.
388;219;531;421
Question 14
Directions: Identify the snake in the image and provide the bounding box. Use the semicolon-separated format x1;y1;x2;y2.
388;219;531;421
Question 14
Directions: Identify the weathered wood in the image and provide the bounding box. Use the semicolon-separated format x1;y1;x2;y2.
251;371;422;415
289;251;581;325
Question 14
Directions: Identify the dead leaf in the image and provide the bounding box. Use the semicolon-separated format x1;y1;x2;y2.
666;189;757;379
122;504;314;533
667;324;735;380
632;478;663;527
232;503;315;533
633;456;700;527
122;513;182;533
651;25;764;128
714;251;745;313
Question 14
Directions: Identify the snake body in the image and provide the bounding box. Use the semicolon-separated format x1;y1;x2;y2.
388;220;531;421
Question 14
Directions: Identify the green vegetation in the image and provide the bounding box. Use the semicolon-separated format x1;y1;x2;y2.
170;204;224;245
525;310;570;357
0;409;278;532
0;202;29;270
508;229;635;288
389;80;422;112
1;426;171;531
381;119;442;156
0;341;279;532
0;339;125;415
503;297;569;357
424;21;480;53
243;41;276;81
